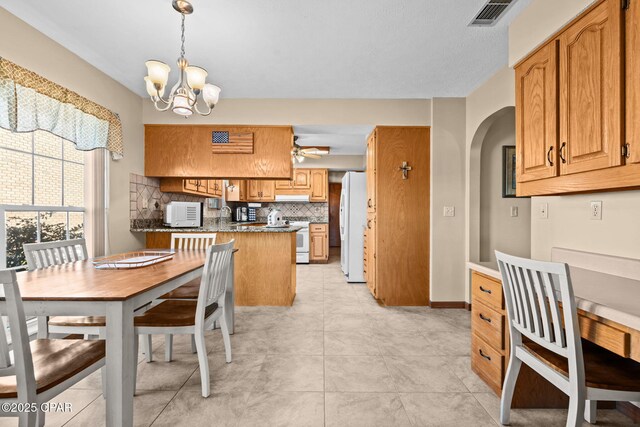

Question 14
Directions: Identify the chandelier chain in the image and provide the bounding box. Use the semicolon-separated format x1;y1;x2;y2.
180;13;186;58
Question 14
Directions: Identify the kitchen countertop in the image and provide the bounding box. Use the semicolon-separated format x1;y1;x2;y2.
468;261;640;331
131;224;302;233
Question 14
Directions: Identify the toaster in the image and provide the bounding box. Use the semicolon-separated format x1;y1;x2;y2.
163;202;203;228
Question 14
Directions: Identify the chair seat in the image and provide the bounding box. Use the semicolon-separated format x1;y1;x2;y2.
48;316;106;327
134;300;218;328
523;339;640;392
158;278;200;300
0;339;105;398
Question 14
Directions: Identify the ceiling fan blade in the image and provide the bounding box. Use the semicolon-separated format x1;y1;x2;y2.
302;153;322;159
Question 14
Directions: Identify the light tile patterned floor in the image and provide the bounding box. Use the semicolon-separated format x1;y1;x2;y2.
1;251;636;426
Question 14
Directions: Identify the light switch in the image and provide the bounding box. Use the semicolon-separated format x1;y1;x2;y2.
443;206;455;217
539;203;548;219
510;206;518;217
590;201;602;220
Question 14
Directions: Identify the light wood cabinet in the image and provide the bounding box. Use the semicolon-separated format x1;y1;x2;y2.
247;180;275;202
309;223;328;262
515;0;640;196
366;132;376;212
309;169;328;202
558;0;623;176
160;178;222;198
626;0;640;164
515;41;559;183
363;126;430;306
226;180;247;202
276;169;312;190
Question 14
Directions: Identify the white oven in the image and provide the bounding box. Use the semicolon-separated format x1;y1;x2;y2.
290;221;310;264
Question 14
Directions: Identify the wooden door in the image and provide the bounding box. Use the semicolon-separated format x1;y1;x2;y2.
292;169;311;189
366;132;376;212
260;181;276;201
275;180;292;190
626;0;640;164
310;170;328;201
559;0;623;175
184;179;199;192
328;183;342;247
247;180;260;200
516;41;559;182
310;231;327;261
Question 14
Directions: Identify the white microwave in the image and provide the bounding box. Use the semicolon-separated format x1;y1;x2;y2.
163;202;202;228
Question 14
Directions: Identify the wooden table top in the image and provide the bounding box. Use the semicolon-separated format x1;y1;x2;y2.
13;250;207;301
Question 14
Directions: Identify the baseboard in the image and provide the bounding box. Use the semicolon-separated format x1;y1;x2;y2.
617;402;640;423
429;301;467;309
465;302;472;311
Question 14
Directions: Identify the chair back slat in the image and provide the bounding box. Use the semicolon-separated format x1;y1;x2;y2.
170;233;217;251
23;239;87;271
0;270;37;400
496;251;578;358
196;240;234;325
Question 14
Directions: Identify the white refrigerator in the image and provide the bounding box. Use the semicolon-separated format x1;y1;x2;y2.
340;172;366;282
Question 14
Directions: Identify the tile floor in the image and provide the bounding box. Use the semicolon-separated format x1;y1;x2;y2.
1;251;636;426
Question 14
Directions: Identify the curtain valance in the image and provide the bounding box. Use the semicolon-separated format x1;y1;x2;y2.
0;57;123;159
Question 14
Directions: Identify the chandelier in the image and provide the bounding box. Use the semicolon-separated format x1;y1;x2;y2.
144;0;221;117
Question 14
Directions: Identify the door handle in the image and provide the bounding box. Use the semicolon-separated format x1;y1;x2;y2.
546;146;554;166
560;142;567;164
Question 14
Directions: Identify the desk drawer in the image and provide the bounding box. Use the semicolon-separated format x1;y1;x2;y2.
578;313;630;358
472;302;505;351
472;272;503;310
471;333;504;392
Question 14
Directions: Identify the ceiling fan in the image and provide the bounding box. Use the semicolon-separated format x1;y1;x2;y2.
291;136;330;163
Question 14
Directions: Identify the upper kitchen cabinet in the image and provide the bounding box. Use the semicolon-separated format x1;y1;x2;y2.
226;180;247;202
515;41;559;183
558;0;623;175
514;0;640;196
247;180;275;202
160;178;222;198
145;125;294;179
627;0;640;164
309;169;328;202
275;169;311;191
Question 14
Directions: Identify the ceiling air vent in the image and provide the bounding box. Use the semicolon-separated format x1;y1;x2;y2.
469;0;516;27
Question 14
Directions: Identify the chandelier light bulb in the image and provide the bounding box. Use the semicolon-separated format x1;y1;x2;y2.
172;93;194;116
185;66;208;90
144;77;165;98
203;84;221;106
145;60;170;87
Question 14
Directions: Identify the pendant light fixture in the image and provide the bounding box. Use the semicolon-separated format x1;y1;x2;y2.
144;0;221;117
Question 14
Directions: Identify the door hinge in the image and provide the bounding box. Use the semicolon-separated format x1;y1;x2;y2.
623;0;630;10
622;143;631;159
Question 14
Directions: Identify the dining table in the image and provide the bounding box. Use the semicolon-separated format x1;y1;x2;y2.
0;249;235;427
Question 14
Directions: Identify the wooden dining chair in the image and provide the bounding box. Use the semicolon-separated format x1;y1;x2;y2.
495;251;640;427
0;269;105;427
23;239;104;339
144;233;217;363
133;240;233;398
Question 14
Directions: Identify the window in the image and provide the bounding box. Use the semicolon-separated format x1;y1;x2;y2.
0;128;85;269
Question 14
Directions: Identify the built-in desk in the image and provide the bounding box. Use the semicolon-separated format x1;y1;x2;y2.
467;249;640;417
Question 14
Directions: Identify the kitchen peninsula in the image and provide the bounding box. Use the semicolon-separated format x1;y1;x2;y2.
134;223;300;306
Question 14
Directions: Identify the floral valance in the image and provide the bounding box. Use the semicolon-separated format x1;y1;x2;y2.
0;57;123;159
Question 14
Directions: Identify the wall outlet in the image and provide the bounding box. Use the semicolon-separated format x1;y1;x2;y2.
539;203;548;219
590;201;602;220
443;206;455;217
510;206;518;217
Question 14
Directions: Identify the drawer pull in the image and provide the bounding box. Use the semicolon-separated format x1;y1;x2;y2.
479;286;492;294
479;313;492;323
479;349;491;361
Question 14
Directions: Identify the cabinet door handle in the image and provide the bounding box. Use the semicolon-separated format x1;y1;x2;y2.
479;313;492;323
559;142;567;164
479;286;492;294
367;220;372;229
546;146;554;166
367;199;373;208
479;349;492;361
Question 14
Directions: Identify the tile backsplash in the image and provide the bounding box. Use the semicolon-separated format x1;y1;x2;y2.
253;202;328;222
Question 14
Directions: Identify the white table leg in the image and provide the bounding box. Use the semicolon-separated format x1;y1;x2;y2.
105;300;135;427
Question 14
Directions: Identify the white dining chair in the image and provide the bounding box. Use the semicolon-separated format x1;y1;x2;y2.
133;239;233;397
0;269;105;427
495;251;640;427
144;233;217;363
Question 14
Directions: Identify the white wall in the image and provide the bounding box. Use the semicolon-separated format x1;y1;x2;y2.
509;0;596;66
430;98;466;302
479;110;531;265
0;8;145;254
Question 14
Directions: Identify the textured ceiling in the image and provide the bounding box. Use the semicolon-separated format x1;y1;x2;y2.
0;0;530;99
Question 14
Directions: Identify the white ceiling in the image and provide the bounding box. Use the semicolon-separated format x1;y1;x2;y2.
0;0;530;99
294;125;373;155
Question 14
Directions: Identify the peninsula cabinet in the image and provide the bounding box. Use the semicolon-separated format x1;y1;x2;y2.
514;0;640;196
144;125;293;180
364;126;430;306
